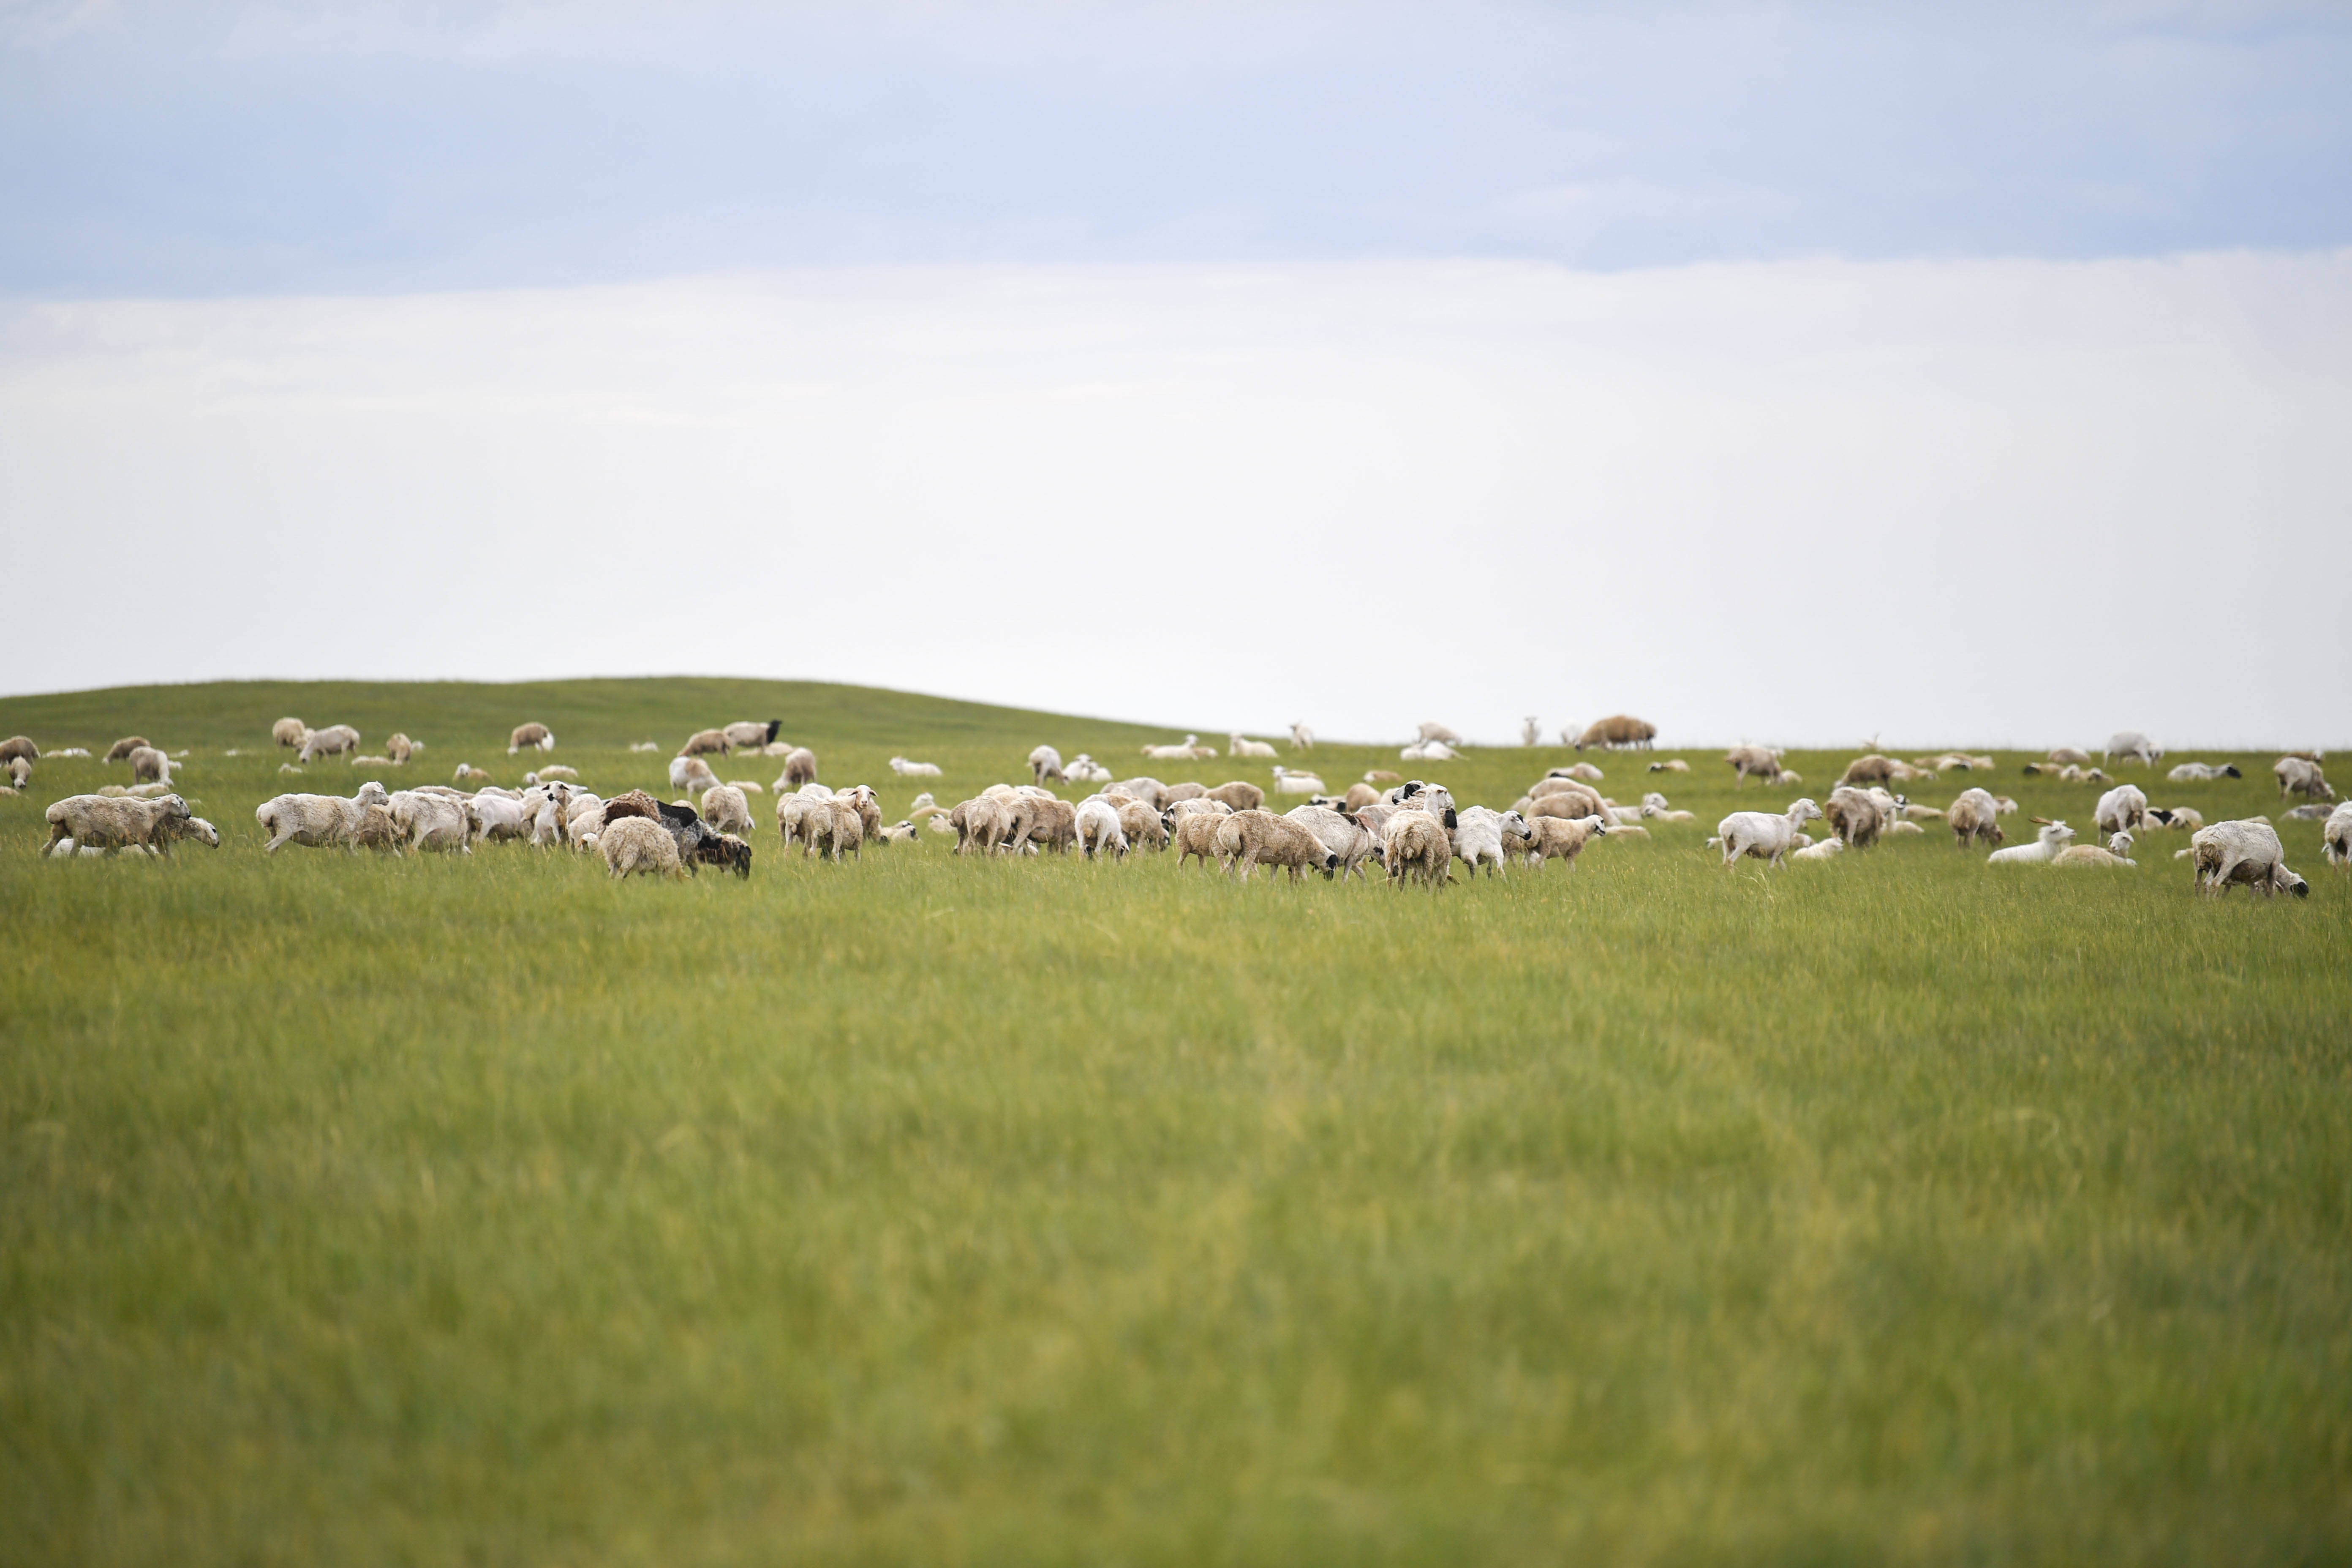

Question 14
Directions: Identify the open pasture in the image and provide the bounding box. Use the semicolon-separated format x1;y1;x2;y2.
3;680;2347;1565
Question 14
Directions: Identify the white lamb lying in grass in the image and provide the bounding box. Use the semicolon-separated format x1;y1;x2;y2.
1987;819;2074;864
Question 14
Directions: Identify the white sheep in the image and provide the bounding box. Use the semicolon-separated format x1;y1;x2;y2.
2104;731;2161;767
1282;805;1380;881
1228;733;1278;759
388;790;472;854
670;754;720;795
255;781;393;853
890;756;944;777
1399;740;1459;762
2095;784;2150;837
1790;836;1845;862
1416;721;1463;746
1028;745;1065;782
1142;734;1216;760
1269;766;1325;796
2191;819;2308;898
1064;753;1112;783
2167;762;2242;782
2322;801;2352;870
1713;799;1824;868
1450;806;1526;877
1075;797;1128;860
1289;722;1315;752
1987;819;2075;865
298;724;361;764
1382;809;1453;889
700;784;755;838
600;816;683;880
468;793;531;844
2276;756;2334;801
1639;792;1695;824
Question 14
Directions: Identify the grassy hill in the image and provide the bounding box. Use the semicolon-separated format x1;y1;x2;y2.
3;680;2348;1565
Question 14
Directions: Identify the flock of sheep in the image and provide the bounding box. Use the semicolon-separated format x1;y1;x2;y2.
5;716;2343;898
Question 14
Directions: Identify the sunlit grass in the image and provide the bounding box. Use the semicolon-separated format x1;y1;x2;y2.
3;681;2347;1565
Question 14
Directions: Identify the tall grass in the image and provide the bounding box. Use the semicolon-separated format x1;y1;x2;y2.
3;682;2347;1565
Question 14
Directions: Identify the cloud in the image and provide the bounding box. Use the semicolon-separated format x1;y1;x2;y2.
3;251;2346;746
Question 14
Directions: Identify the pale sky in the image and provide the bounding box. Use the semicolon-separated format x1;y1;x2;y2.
2;3;2348;746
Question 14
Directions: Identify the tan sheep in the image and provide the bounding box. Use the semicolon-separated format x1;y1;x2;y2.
46;792;194;856
681;728;730;757
1002;796;1080;855
1116;798;1166;852
272;718;306;749
1826;786;1885;849
1342;781;1381;811
600;816;685;879
385;732;415;764
1576;714;1656;750
1172;810;1228;870
1945;788;2004;849
1204;780;1265;812
123;746;172;785
805;799;865;863
1213;809;1339;882
781;747;818;787
508;722;555;754
700;784;755;838
1382;809;1453;888
1725;744;1783;787
103;735;151;763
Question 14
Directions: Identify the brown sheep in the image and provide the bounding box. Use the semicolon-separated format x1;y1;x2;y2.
1;736;39;765
1522;813;1608;871
1576;714;1656;751
1172;810;1227;869
1116;798;1166;852
1002;796;1079;855
1826;786;1885;848
103;735;151;764
1382;809;1453;889
1725;744;1783;787
1213;810;1339;882
1162;782;1208;805
1342;781;1380;811
1838;754;1900;787
1204;780;1265;813
681;728;730;757
128;746;174;784
508;722;555;754
1945;788;2004;849
1529;782;1609;823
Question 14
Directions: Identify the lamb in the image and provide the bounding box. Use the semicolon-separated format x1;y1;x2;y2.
255;781;392;853
891;756;944;777
1065;753;1112;783
1945;788;2004;849
1283;805;1380;880
1714;799;1825;868
45;792;192;857
600;816;685;880
724;721;783;752
2054;831;2138;868
1451;806;1527;877
509;723;555;754
2276;757;2334;801
103;735;151;763
1987;819;2075;865
1522;716;1541;747
1228;733;1278;759
1269;766;1325;796
1382;809;1454;889
272;718;306;749
1639;792;1696;825
1726;744;1784;787
1522;813;1608;871
1290;722;1315;751
388;790;473;854
670;754;721;795
1029;745;1066;782
2323;802;2352;870
127;746;174;785
2190;819;2308;898
700;784;754;838
1075;798;1128;860
1575;714;1656;750
1214;810;1340;882
2167;762;2241;782
1790;836;1845;862
298;724;361;763
681;729;730;757
1826;786;1887;849
781;746;818;787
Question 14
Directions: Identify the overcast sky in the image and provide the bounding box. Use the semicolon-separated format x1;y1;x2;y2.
2;2;2347;745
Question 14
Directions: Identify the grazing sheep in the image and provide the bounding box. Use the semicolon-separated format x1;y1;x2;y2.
781;747;818;787
724;721;783;752
1001;796;1080;855
691;833;753;878
272;718;306;749
2104;731;2161;767
1825;786;1888;849
2054;831;2138;868
1946;788;2004;849
384;732;415;764
1527;780;1609;825
1714;799;1825;868
45;792;192;857
255;781;392;853
804;799;865;863
670;755;721;796
680;728;730;757
1575;715;1656;751
2095;783;2150;836
1411;721;1462;746
1726;744;1783;787
388;790;472;854
126;746;174;785
1282;805;1380;881
890;756;944;777
2322;802;2352;870
1229;733;1278;759
2191;819;2307;898
1837;754;1904;787
298;724;361;764
1451;806;1527;877
468;792;530;844
1075;798;1128;860
2167;762;2241;782
1987;819;2076;865
1171;808;1230;870
103;735;151;763
2276;757;2334;801
1028;745;1066;782
1214;810;1339;882
600;816;684;880
1116;798;1167;851
1163;783;1207;806
2284;802;2338;821
1269;766;1325;796
5;757;27;789
509;723;555;754
1328;781;1374;812
1382;810;1454;889
700;784;754;838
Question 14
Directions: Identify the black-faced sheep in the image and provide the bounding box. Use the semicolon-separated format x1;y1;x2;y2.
724;721;782;752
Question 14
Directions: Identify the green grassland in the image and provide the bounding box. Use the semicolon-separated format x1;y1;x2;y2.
2;680;2347;1565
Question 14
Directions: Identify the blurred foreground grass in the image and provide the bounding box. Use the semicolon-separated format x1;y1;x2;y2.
2;681;2347;1565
